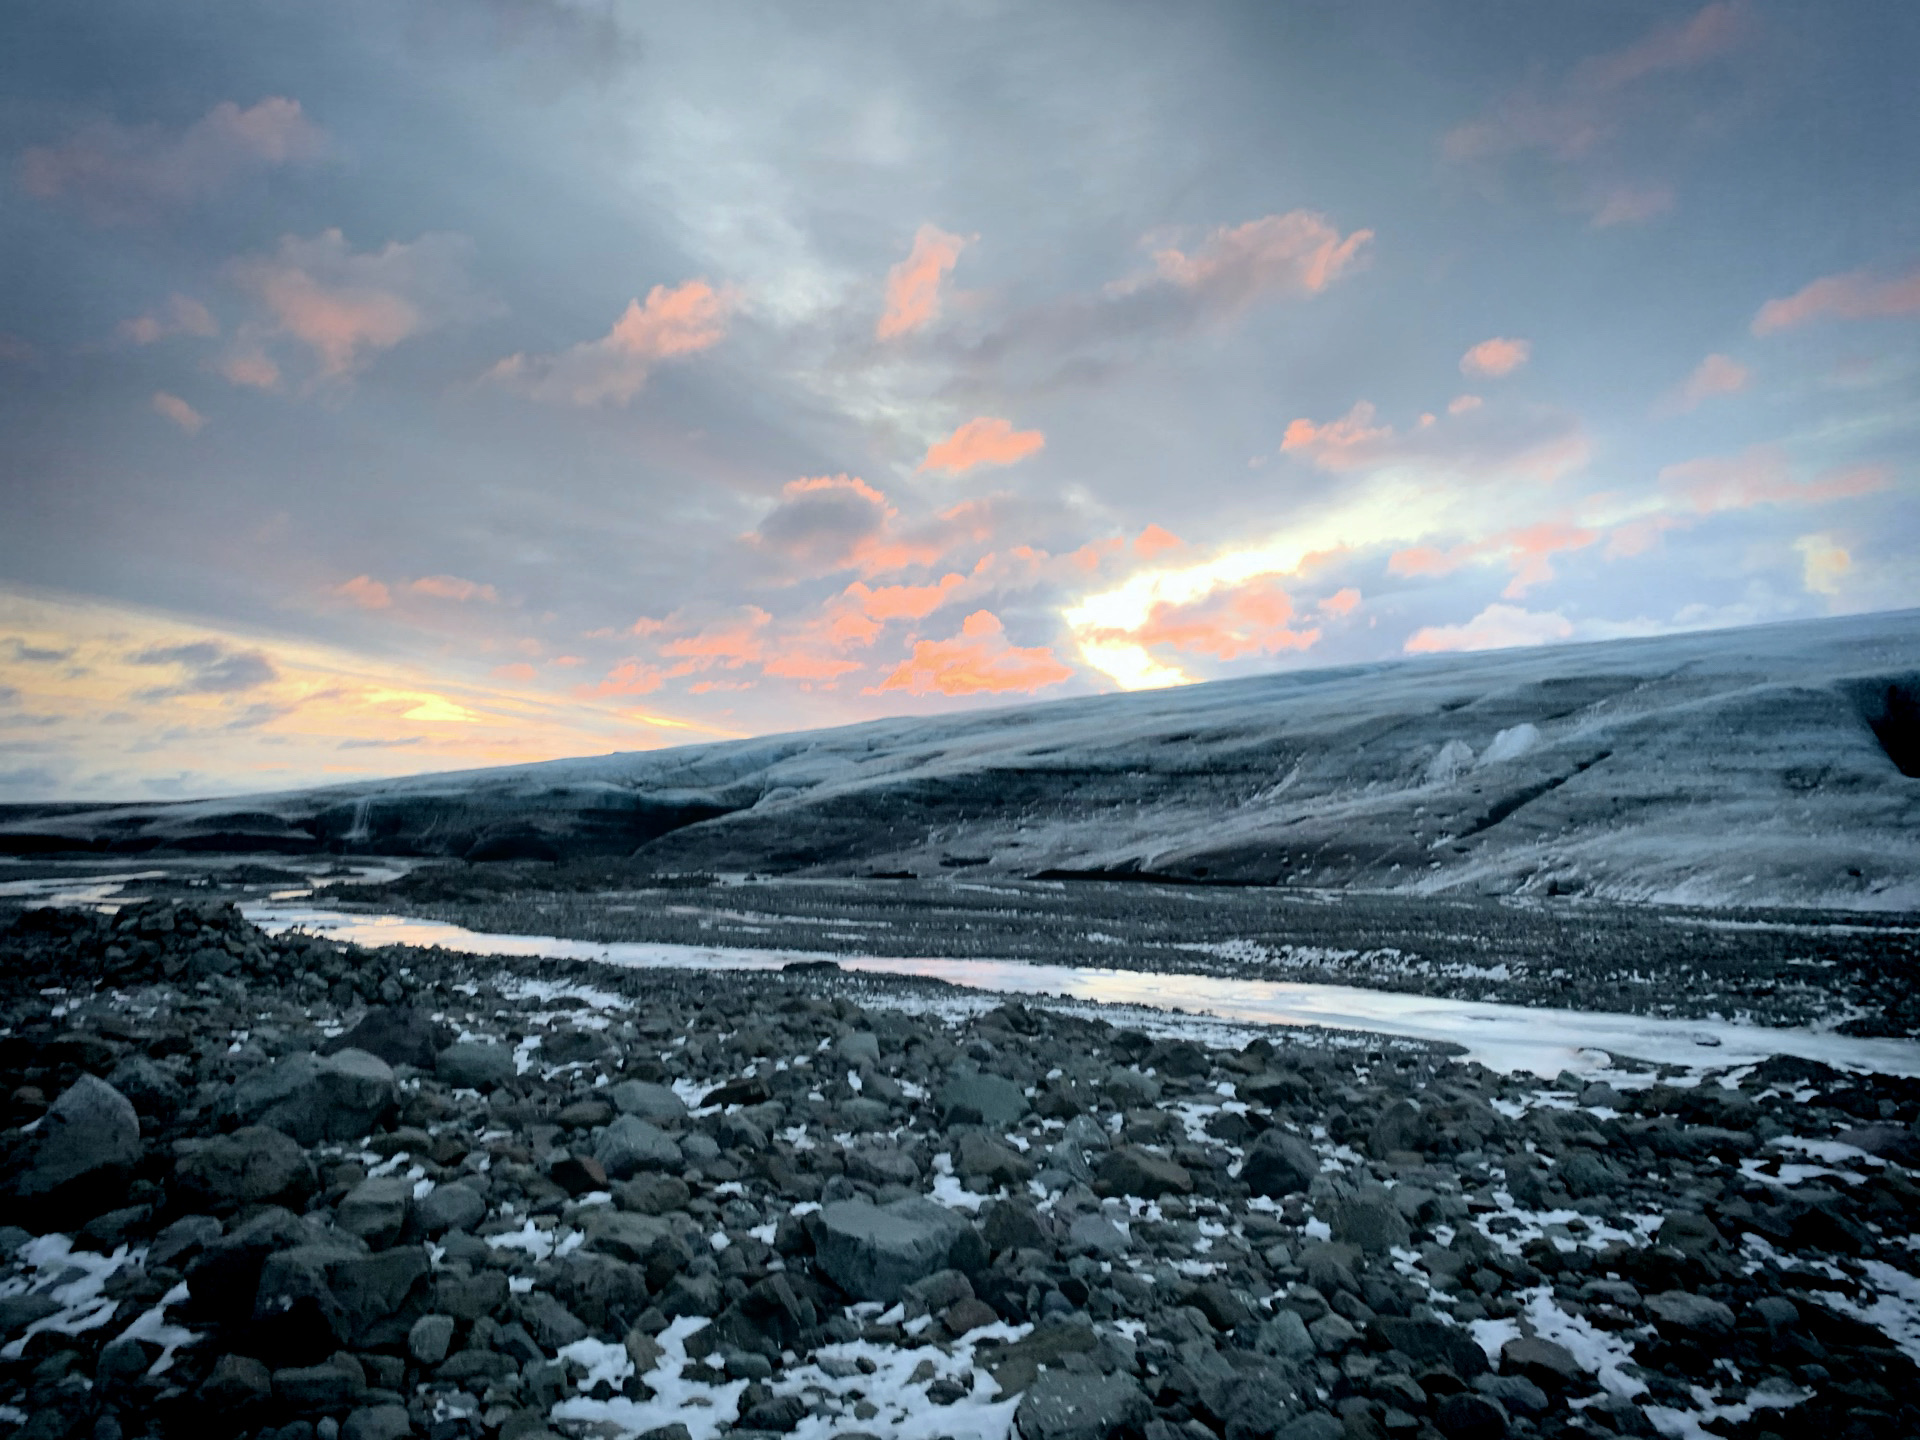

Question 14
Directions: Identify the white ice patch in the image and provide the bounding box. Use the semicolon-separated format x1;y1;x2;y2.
112;1281;196;1374
1509;1285;1645;1401
1818;1257;1920;1366
0;1235;138;1359
769;1323;1030;1440
551;1316;746;1440
486;1220;563;1262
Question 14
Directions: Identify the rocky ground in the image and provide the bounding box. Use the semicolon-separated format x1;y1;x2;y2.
2;899;1918;1440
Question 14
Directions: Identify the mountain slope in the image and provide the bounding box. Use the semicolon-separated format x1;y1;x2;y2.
5;610;1918;908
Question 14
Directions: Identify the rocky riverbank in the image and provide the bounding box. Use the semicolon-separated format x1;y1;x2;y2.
1;900;1917;1440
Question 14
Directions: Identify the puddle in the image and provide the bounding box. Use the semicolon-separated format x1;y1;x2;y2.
245;905;1920;1080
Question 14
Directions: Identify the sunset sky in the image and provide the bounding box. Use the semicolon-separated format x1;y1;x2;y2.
3;1;1917;801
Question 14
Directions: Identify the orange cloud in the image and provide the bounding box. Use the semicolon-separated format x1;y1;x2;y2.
410;575;498;603
593;660;665;696
1134;525;1183;559
335;576;392;609
1144;213;1373;311
1460;337;1531;377
1389;521;1598;597
151;391;205;434
491;279;733;405
493;662;536;681
918;417;1045;475
19;98;326;224
1113;579;1320;663
877;224;968;340
1752;263;1920;335
876;611;1072;696
1659;448;1892;513
762;652;862;682
1281;401;1394;471
661;608;771;668
1666;352;1750;412
843;573;967;622
1319;587;1362;617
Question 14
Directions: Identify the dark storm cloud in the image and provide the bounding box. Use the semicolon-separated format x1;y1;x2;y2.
130;641;279;697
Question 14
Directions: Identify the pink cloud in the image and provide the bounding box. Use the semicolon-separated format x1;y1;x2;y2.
1136;212;1373;315
1319;587;1362;617
1665;352;1750;412
877;225;968;340
1590;184;1675;228
219;349;280;390
120;294;218;345
230;229;495;379
493;662;537;682
18;98;325;224
1280;397;1587;482
918;417;1045;475
1117;579;1320;663
150;391;205;434
410;575;498;602
1460;337;1531;378
1405;603;1574;655
661;608;772;668
875;611;1072;697
843;573;967;622
1389;521;1598;596
592;660;665;696
1752;263;1920;335
1659;447;1892;513
335;576;392;609
1281;402;1394;471
491;279;734;405
1447;394;1483;415
1134;525;1183;559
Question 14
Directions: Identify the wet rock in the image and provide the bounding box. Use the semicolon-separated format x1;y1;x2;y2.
1015;1369;1149;1440
321;1007;449;1070
435;1041;517;1089
814;1197;981;1303
1240;1129;1320;1198
174;1125;317;1213
595;1115;683;1178
4;1074;141;1218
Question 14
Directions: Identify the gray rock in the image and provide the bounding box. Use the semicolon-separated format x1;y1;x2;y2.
1274;1415;1343;1440
173;1125;316;1212
839;1031;881;1066
274;1354;367;1410
1067;1213;1130;1257
435;1269;508;1322
594;1115;683;1179
1240;1129;1320;1198
413;1181;486;1237
1645;1290;1735;1337
1374;1317;1489;1377
8;1074;142;1206
408;1313;455;1365
335;1177;413;1249
582;1209;687;1268
436;1041;517;1089
937;1071;1029;1128
255;1244;430;1347
815;1197;980;1303
199;1353;272;1408
1015;1370;1149;1440
224;1049;396;1144
341;1406;412;1440
1061;1115;1111;1152
845;1143;922;1187
1501;1336;1582;1388
1435;1392;1508;1439
1254;1309;1314;1361
514;1290;589;1349
608;1080;688;1122
957;1132;1032;1186
839;1097;892;1131
1331;1197;1409;1253
0;1293;61;1337
106;1055;186;1118
149;1214;222;1270
1095;1146;1192;1199
1369;1099;1432;1157
321;1008;449;1070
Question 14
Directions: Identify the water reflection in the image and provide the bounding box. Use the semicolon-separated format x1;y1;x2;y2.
245;905;1920;1080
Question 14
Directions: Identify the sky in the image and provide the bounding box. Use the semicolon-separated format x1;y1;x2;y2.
2;1;1917;802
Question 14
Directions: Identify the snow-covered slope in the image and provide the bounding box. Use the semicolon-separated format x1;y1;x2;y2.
5;611;1918;908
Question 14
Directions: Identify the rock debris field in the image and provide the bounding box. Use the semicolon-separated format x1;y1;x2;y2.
2;900;1918;1440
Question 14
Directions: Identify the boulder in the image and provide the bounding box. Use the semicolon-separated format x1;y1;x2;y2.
957;1132;1033;1186
593;1115;683;1179
1501;1336;1583;1389
436;1041;517;1089
1015;1370;1150;1440
413;1181;486;1236
608;1079;687;1122
1369;1099;1433;1157
335;1176;413;1249
1095;1146;1192;1199
255;1243;431;1349
814;1197;982;1303
106;1055;186;1118
1240;1129;1320;1198
1331;1197;1409;1253
1067;1213;1129;1258
342;1405;413;1440
223;1049;396;1144
5;1074;142;1217
1645;1290;1735;1338
408;1314;455;1366
173;1125;317;1213
937;1071;1029;1128
321;1007;450;1070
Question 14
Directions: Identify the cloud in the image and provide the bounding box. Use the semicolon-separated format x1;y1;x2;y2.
1135;525;1182;560
1752;262;1920;334
1658;447;1891;513
1447;395;1482;415
842;574;967;622
877;225;968;340
119;294;218;345
219;349;281;390
1442;4;1745;225
918;417;1045;475
151;391;206;434
228;229;496;380
1460;337;1531;377
3;640;75;664
489;279;733;405
1390;520;1599;598
752;475;894;574
1664;352;1750;412
335;576;392;609
410;575;499;602
1091;578;1320;665
875;611;1072;696
129;640;278;697
1121;212;1372;318
1404;603;1575;654
1319;587;1362;617
17;98;326;224
1279;399;1588;482
1794;534;1850;598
